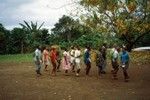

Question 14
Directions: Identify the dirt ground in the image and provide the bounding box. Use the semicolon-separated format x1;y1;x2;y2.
0;61;150;100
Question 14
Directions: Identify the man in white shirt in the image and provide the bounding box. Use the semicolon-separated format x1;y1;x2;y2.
111;46;120;79
74;46;81;76
70;46;75;72
33;45;42;76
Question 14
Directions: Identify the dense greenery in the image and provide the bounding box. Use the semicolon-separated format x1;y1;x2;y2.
0;22;51;54
76;0;150;51
0;0;150;54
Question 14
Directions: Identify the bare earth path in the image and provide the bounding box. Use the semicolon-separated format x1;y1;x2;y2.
0;62;150;100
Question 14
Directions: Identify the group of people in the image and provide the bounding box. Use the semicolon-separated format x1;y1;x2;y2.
33;44;130;82
96;44;130;82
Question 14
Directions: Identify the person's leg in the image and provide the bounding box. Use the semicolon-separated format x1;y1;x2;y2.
111;61;115;73
71;60;75;72
76;63;81;76
98;66;102;76
112;62;119;79
86;63;91;75
53;63;57;75
123;67;129;82
113;67;119;79
45;65;48;71
35;61;41;75
57;60;61;72
51;62;56;76
37;63;42;75
65;70;68;73
102;60;106;74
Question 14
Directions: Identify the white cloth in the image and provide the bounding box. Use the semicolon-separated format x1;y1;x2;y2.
34;49;42;61
75;50;81;63
63;51;70;57
84;48;87;53
70;49;75;63
70;49;75;56
112;49;119;62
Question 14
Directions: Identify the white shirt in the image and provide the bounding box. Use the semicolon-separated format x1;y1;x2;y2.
112;49;119;62
75;49;81;63
63;51;70;57
34;49;42;61
70;49;75;57
84;48;87;53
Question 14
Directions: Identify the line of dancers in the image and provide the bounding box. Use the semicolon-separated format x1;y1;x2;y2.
33;44;130;82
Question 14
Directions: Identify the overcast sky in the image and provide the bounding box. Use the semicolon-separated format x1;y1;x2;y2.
0;0;77;31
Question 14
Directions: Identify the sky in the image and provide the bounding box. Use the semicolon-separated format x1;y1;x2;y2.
0;0;77;31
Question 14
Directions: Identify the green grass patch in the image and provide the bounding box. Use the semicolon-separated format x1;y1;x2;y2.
0;53;33;63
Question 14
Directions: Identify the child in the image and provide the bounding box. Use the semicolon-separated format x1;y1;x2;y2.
62;48;71;75
120;47;130;82
96;47;105;77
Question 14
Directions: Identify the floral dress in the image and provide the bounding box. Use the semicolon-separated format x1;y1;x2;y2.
61;51;71;70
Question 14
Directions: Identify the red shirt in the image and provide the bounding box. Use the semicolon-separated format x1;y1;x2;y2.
50;50;57;63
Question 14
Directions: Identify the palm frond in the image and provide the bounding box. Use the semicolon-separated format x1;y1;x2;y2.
24;20;32;31
38;22;44;30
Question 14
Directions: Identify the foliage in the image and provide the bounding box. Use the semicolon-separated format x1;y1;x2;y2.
0;23;11;54
51;15;85;42
130;51;150;64
73;32;123;49
19;21;47;51
77;0;150;51
0;22;51;54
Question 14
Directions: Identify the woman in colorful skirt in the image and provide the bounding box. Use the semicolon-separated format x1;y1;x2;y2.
61;48;71;75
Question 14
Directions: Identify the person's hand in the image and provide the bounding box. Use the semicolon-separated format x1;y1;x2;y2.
40;60;42;63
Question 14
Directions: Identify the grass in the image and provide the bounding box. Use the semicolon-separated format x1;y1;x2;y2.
0;53;33;63
0;51;149;64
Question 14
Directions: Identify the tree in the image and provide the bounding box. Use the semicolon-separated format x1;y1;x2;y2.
51;15;84;43
0;23;10;54
76;0;150;51
11;28;27;53
19;21;45;50
40;28;50;45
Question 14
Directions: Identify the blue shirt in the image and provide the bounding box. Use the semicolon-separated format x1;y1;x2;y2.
120;51;129;64
84;50;90;64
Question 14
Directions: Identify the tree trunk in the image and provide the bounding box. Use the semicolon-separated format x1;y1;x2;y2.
126;42;134;52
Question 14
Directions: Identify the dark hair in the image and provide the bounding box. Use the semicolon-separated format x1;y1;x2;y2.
103;43;107;47
87;46;91;51
64;48;67;51
99;47;102;52
71;46;74;49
